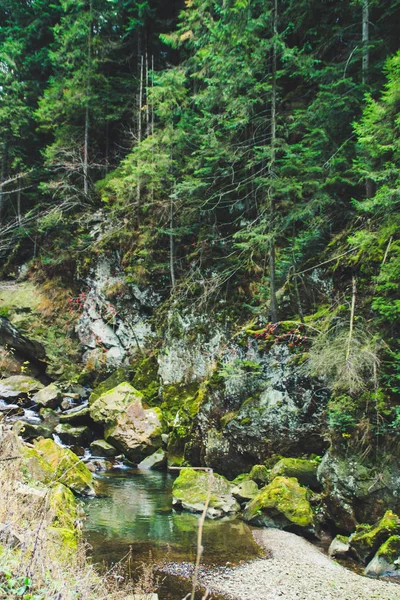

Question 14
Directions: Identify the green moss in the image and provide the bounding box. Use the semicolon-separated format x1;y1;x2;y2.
377;535;400;562
49;483;78;530
220;411;238;428
47;526;78;552
249;464;270;485
132;355;160;403
243;476;314;529
23;438;95;496
350;510;400;562
172;467;239;515
89;367;132;405
269;458;320;490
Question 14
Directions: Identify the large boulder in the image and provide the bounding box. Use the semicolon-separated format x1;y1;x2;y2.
349;510;400;563
365;535;400;577
0;317;45;362
23;438;95;496
243;476;314;533
269;458;320;491
172;468;240;518
0;375;44;401
318;450;400;531
31;383;62;409
89;382;142;424
105;401;163;464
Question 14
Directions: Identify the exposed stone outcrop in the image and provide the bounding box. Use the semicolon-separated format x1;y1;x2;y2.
32;383;62;409
0;317;46;361
0;375;44;401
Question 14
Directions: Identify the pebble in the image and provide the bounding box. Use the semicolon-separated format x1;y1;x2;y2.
161;529;400;600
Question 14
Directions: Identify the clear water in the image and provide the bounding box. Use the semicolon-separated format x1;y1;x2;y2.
83;468;262;599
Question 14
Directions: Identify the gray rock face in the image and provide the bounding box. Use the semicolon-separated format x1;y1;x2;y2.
76;258;157;369
0;375;44;400
317;451;400;530
190;344;328;479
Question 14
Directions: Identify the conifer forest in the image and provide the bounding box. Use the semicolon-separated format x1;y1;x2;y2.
1;1;400;599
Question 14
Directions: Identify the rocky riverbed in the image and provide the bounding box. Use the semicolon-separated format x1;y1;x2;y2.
162;528;400;600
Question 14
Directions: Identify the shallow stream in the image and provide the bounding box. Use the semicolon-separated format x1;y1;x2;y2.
83;468;262;599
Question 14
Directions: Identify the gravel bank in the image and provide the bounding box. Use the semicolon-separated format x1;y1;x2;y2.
163;528;400;600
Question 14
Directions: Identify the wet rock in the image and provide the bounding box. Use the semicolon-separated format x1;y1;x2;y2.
269;458;320;491
90;439;118;458
365;535;400;577
172;467;240;519
0;375;44;401
55;424;93;446
32;383;62;409
87;458;112;472
0;401;24;416
59;404;91;425
13;420;54;441
137;448;167;470
328;535;350;558
89;367;131;405
23;438;95;496
243;476;314;533
40;407;60;428
249;464;270;486
349;510;400;563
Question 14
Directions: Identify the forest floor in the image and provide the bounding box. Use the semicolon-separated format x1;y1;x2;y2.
164;528;400;600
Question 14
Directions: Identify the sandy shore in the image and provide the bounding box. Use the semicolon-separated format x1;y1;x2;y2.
164;528;400;600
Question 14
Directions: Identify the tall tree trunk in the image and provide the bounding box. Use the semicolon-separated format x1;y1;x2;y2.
362;0;369;85
0;143;7;225
83;0;93;199
269;0;278;323
136;54;144;212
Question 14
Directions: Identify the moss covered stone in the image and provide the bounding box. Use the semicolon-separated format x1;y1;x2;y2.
172;467;240;518
243;476;314;531
365;535;400;577
0;375;44;400
269;458;320;490
249;464;270;485
55;424;93;446
132;355;160;403
89;382;143;424
349;510;400;563
48;483;78;530
23;438;95;496
90;439;118;457
89;367;131;405
105;399;163;464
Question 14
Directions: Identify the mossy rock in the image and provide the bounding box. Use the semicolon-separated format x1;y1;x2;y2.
132;356;160;403
89;367;131;405
90;439;118;457
232;479;259;502
48;483;78;530
0;375;44;400
365;535;400;577
269;458;320;491
349;510;400;563
14;420;54;441
59;404;91;424
89;382;143;424
243;476;314;531
249;464;270;486
55;424;93;446
172;468;240;519
23;438;95;496
105;400;163;464
47;526;78;552
32;383;62;409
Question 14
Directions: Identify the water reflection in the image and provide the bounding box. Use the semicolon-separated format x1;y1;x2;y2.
83;468;261;568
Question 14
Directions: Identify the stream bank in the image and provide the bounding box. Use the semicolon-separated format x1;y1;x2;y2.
163;529;400;600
